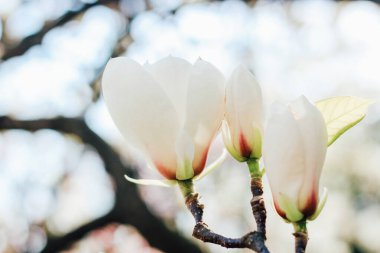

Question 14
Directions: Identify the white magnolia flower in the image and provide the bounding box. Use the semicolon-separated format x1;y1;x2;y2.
263;96;328;222
102;56;225;181
222;66;263;161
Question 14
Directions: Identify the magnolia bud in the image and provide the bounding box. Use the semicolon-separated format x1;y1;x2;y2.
223;66;264;162
264;96;328;222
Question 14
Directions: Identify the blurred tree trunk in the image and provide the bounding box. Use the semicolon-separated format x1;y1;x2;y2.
0;116;204;253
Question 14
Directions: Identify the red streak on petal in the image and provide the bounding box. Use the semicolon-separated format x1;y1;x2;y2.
154;162;176;180
239;133;252;158
274;200;287;219
193;146;210;176
301;185;318;218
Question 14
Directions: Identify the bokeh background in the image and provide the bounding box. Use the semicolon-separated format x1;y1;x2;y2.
1;0;380;252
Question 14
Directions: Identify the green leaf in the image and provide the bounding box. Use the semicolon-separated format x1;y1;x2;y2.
316;96;373;146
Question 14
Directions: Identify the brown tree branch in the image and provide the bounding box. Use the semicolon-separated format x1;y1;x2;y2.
293;231;308;253
41;211;117;253
250;176;267;237
293;221;308;253
247;159;267;241
0;116;204;253
179;181;270;253
1;0;120;61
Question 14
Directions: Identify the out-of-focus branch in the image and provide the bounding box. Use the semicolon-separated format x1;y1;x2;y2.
1;0;119;61
1;0;193;61
89;35;133;104
0;116;204;253
41;211;117;253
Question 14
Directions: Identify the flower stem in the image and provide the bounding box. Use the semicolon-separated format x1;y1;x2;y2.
247;159;267;236
293;220;308;253
178;179;195;198
247;158;262;178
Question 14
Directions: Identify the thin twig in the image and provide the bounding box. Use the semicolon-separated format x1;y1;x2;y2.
293;221;308;253
1;0;119;60
250;176;267;236
293;231;308;253
247;159;267;238
179;181;270;253
40;211;117;253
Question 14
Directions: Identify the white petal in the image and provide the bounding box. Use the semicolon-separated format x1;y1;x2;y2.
225;66;263;157
144;56;192;126
175;130;195;180
263;102;305;206
222;121;245;162
184;59;225;173
102;57;180;179
277;193;304;222
289;96;327;210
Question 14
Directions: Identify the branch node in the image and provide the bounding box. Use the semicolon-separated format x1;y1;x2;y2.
181;182;270;253
250;177;267;236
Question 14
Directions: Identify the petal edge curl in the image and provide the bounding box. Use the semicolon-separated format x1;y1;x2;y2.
124;174;177;187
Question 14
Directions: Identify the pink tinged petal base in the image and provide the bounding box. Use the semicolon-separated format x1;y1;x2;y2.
277;193;304;222
239;132;252;158
192;143;210;176
175;131;195;180
298;178;319;218
154;161;177;180
222;121;245;162
299;181;318;218
274;199;287;220
309;188;328;221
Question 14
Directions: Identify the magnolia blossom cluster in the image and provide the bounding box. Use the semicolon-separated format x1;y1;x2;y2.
102;56;328;222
